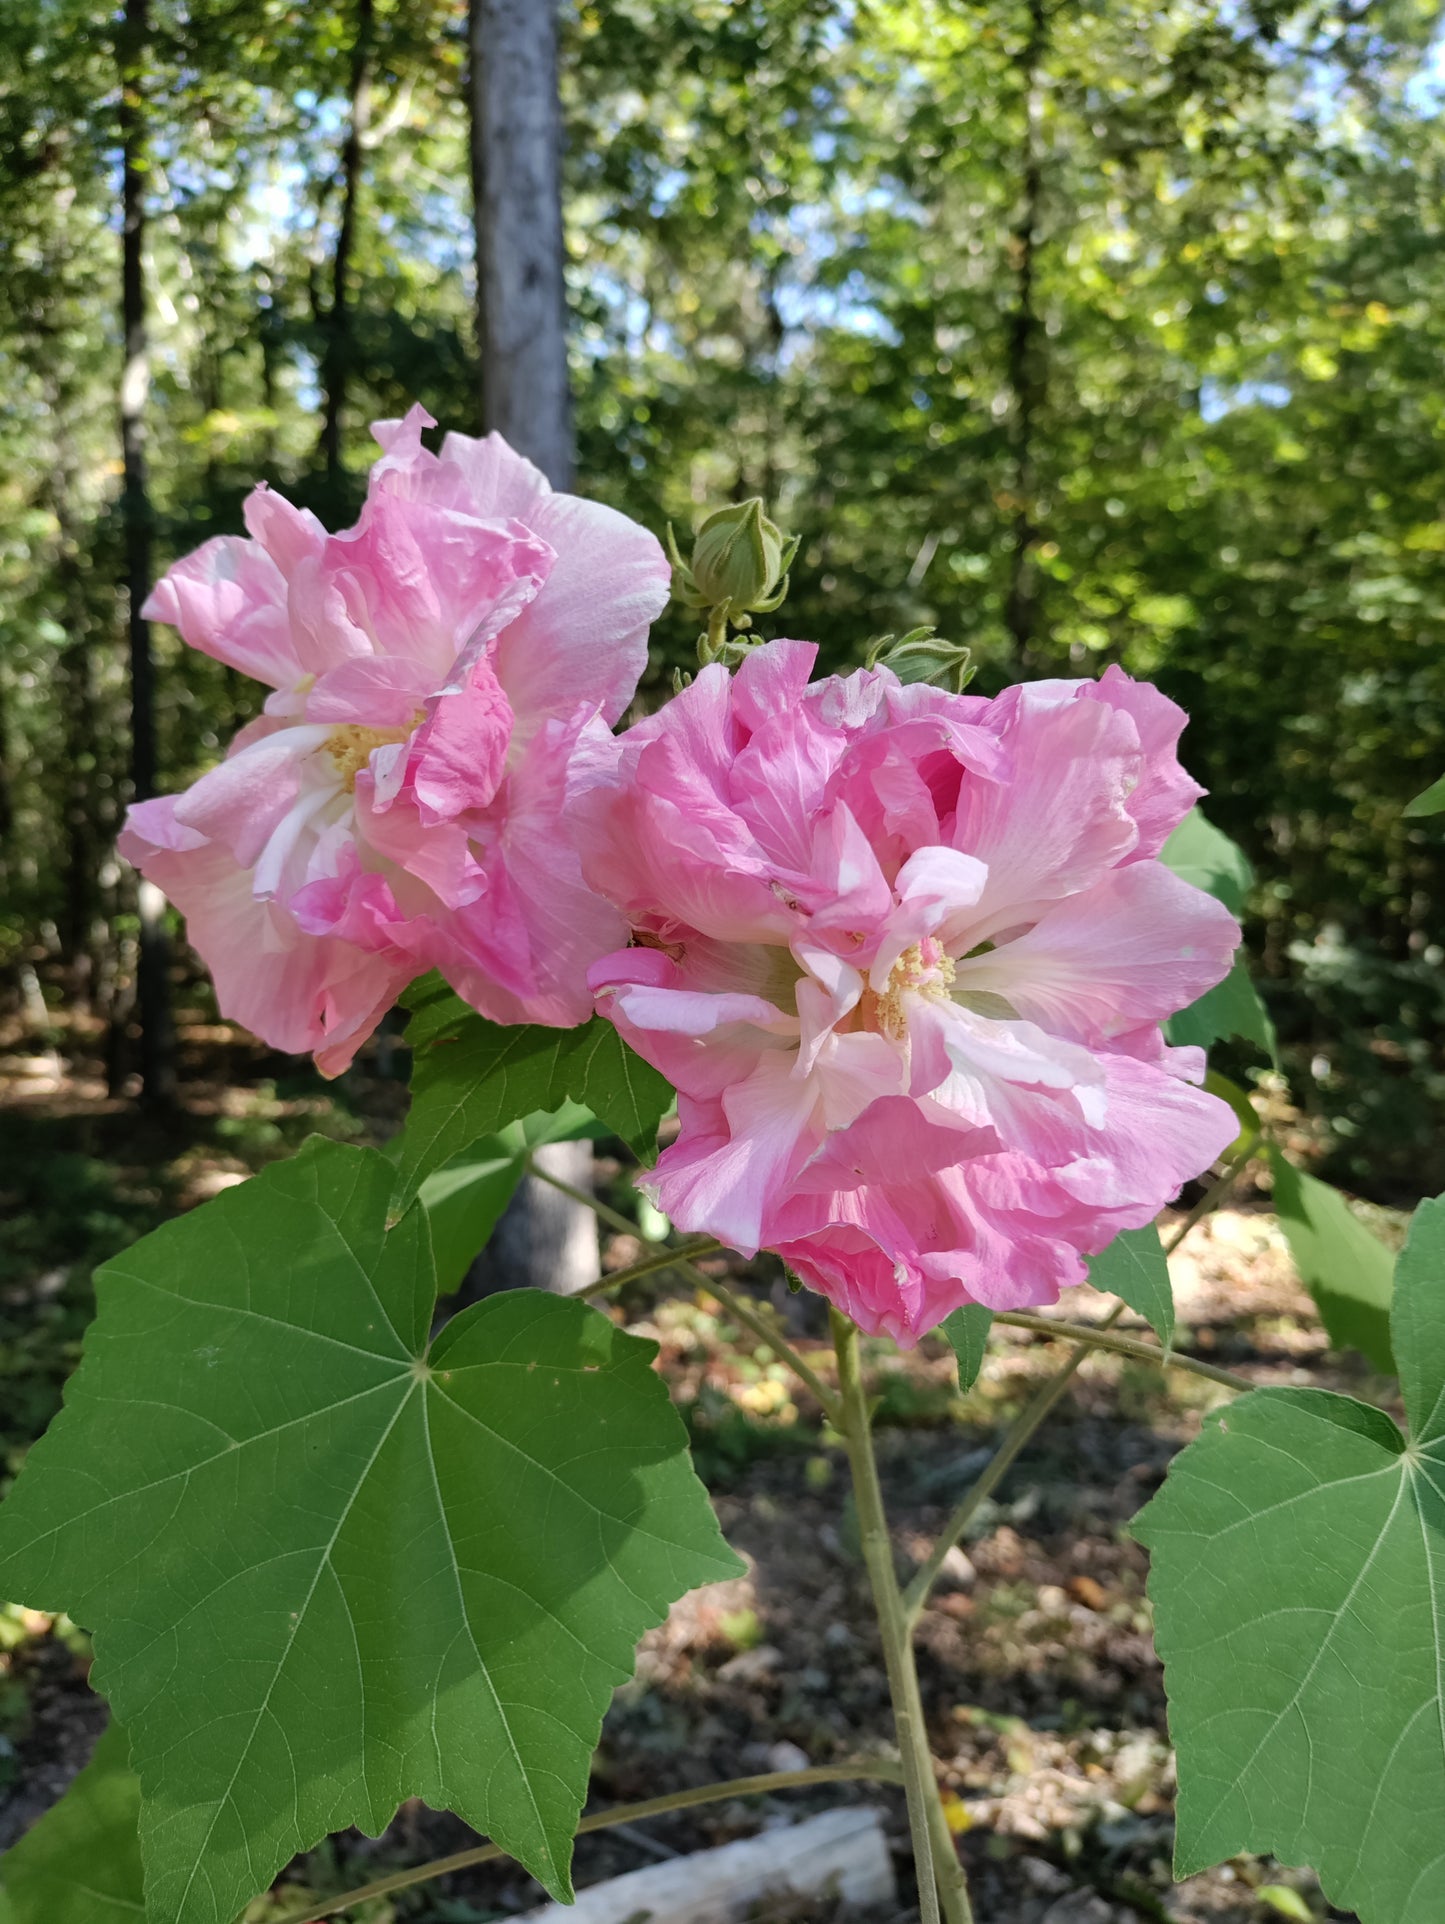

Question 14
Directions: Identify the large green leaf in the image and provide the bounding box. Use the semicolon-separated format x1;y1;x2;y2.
395;1015;674;1206
942;1304;993;1393
0;1724;143;1924
1267;1144;1395;1371
1086;1223;1174;1350
417;1140;529;1292
1160;810;1275;1058
1136;1195;1445;1923
0;1140;741;1924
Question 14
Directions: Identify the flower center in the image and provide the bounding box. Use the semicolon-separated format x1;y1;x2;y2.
862;938;956;1040
324;723;414;792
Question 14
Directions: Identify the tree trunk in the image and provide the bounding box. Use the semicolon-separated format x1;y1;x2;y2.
1005;0;1049;673
39;319;104;1004
466;0;596;1298
319;0;374;489
470;0;573;486
0;654;13;886
118;0;175;1107
54;457;102;1006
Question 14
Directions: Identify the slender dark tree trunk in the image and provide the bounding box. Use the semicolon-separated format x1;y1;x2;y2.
1005;0;1048;672
259;266;281;472
31;252;103;1001
51;426;102;1005
0;658;13;883
119;0;175;1106
466;0;595;1299
319;0;374;488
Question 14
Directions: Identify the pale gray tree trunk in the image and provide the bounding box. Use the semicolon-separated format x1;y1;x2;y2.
470;0;573;484
466;0;596;1297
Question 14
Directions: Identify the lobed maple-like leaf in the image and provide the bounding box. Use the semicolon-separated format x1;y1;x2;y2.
1137;1194;1445;1923
0;1140;741;1924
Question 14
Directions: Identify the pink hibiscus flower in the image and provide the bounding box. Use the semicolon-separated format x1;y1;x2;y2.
582;639;1241;1342
120;407;670;1073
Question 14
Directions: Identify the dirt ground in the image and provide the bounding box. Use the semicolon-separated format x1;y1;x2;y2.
0;1016;1379;1923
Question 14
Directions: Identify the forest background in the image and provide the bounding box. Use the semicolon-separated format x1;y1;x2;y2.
3;0;1445;1205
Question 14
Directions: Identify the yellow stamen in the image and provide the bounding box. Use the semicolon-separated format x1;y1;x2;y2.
324;723;414;792
866;941;956;1040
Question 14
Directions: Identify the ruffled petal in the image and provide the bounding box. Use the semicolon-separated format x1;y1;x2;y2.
120;803;411;1074
585;639;1232;1340
143;533;302;688
956;861;1240;1045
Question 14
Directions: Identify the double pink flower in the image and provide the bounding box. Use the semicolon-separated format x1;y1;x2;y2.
128;417;1238;1336
579;641;1240;1340
121;407;669;1072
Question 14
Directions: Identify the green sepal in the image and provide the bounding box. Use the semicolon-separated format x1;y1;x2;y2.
942;1303;994;1393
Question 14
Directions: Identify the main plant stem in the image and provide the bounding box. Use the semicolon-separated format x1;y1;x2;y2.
831;1310;973;1924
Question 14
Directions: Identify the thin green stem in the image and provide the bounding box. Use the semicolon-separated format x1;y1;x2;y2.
529;1156;842;1423
903;1136;1262;1630
573;1236;722;1298
528;1155;653;1242
902;1304;1122;1629
682;1263;841;1424
992;1312;1254;1393
832;1311;973;1924
260;1762;905;1924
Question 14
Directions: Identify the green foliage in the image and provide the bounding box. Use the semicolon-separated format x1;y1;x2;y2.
396;970;476;1049
1136;1194;1445;1922
1404;773;1445;818
0;1139;741;1924
416;1141;530;1293
0;1723;142;1924
1266;1144;1395;1371
1160;811;1275;1059
1160;810;1254;917
395;1014;674;1208
1282;935;1445;1199
1167;952;1277;1059
942;1303;993;1394
1086;1224;1174;1350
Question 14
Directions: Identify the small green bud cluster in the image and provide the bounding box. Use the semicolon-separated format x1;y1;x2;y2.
864;625;975;693
666;497;799;669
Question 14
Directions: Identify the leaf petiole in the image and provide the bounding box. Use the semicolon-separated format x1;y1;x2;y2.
259;1761;906;1924
530;1157;843;1424
992;1312;1254;1393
